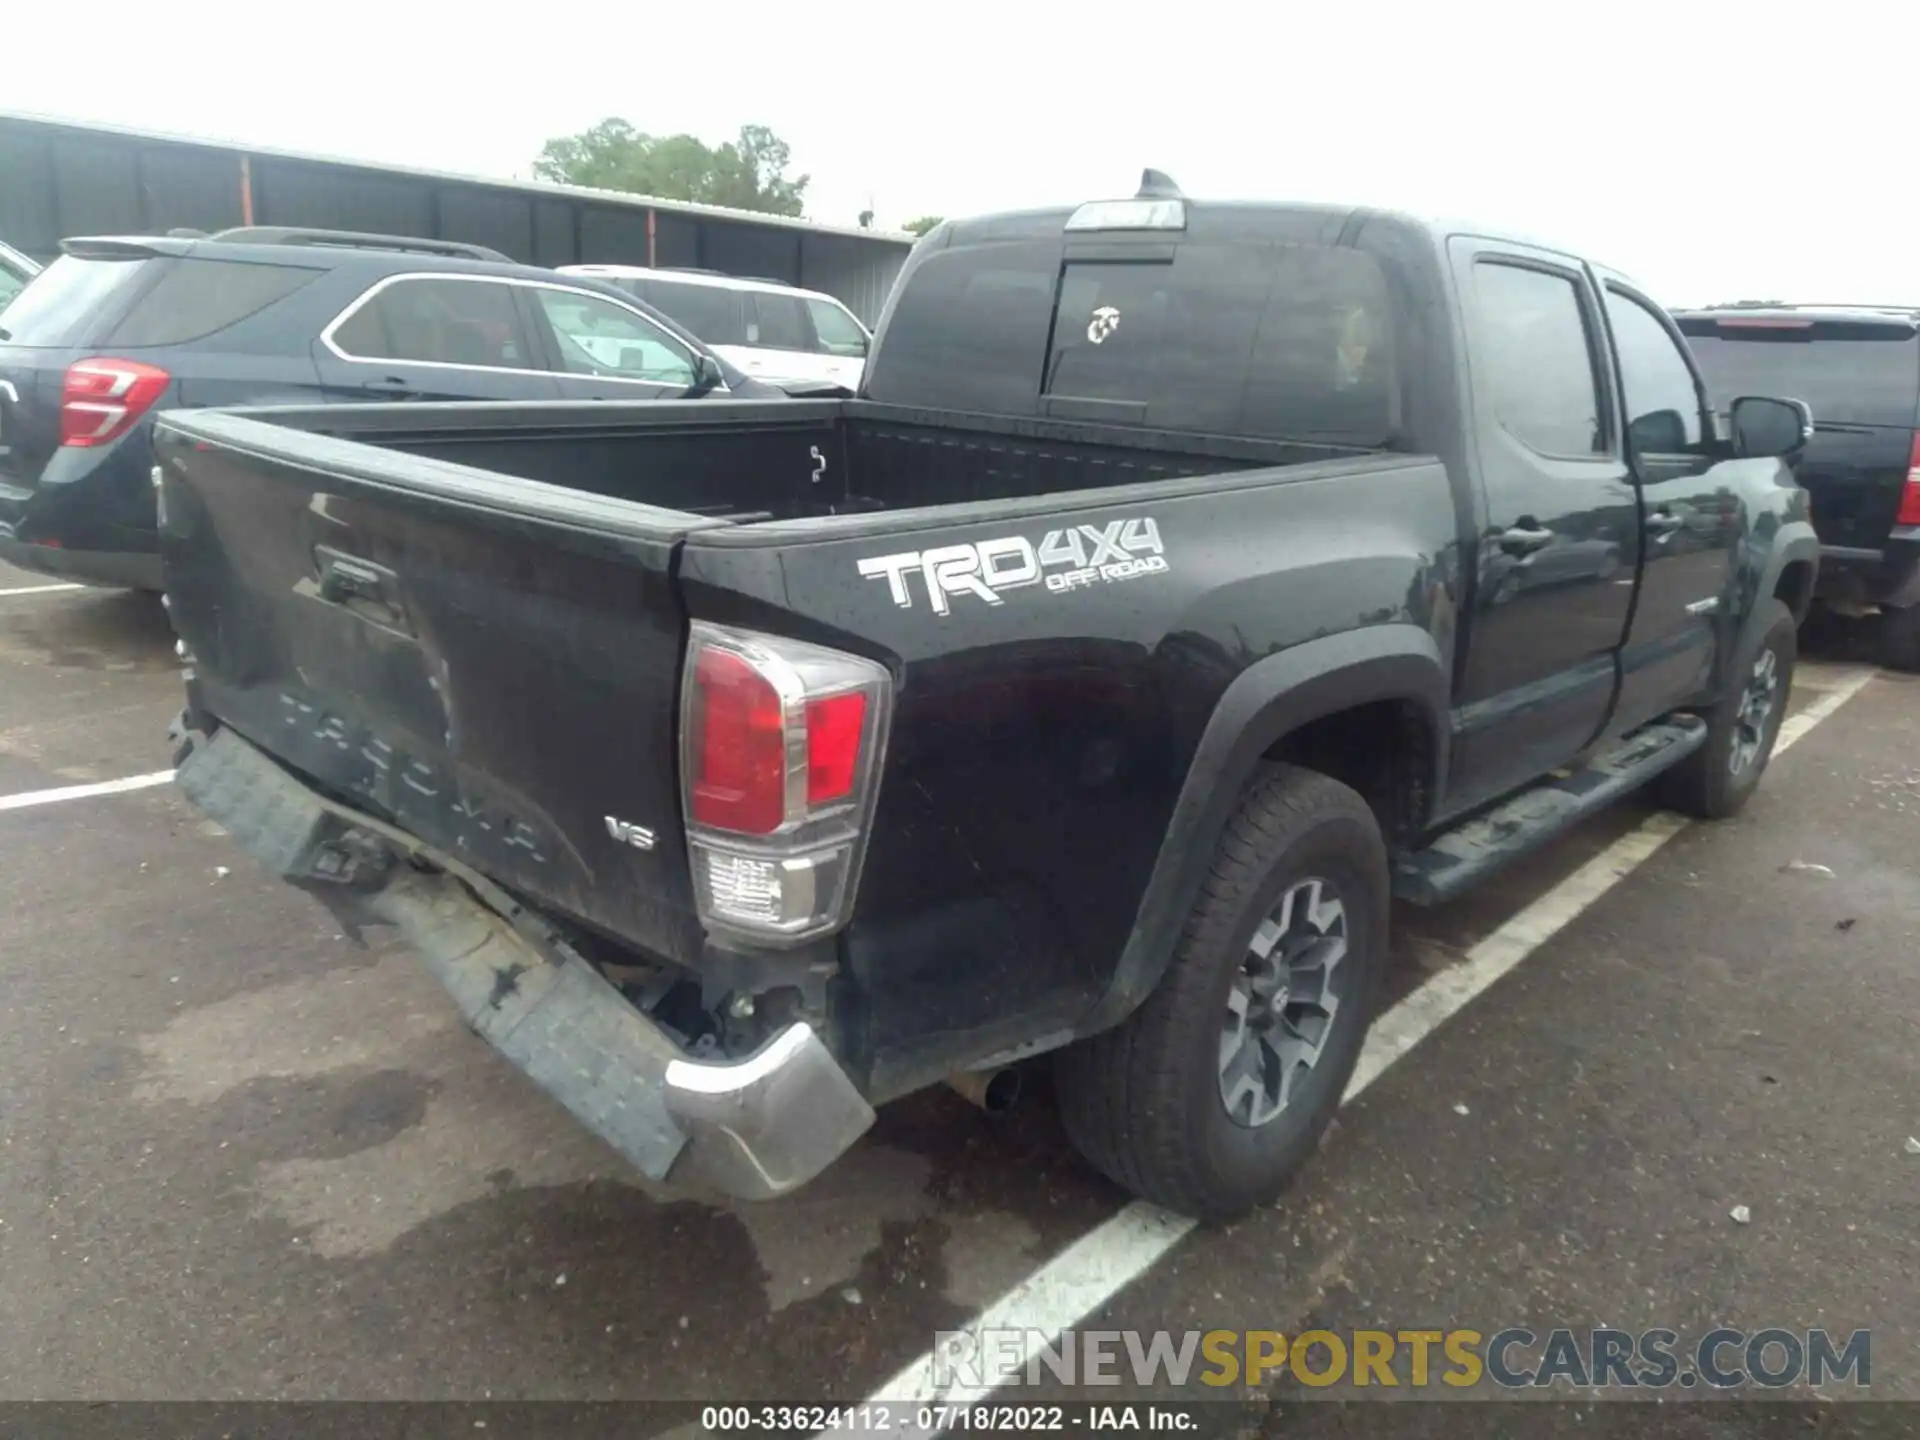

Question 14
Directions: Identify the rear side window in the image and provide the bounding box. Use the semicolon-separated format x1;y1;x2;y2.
870;237;1399;443
0;255;155;346
1678;318;1920;428
748;292;809;351
1472;261;1605;458
643;279;749;346
330;277;535;370
106;258;316;347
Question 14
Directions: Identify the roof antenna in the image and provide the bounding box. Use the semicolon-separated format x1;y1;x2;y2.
1137;169;1184;199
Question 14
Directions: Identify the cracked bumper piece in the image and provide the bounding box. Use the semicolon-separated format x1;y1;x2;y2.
174;727;875;1200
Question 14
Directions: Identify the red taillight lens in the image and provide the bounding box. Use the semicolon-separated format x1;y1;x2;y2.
690;646;788;835
1898;433;1920;527
680;624;892;943
61;358;170;448
806;691;868;806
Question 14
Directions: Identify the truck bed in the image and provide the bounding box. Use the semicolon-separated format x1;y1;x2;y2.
223;397;1362;524
154;398;1435;1090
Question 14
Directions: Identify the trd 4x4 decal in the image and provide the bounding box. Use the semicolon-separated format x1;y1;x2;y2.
857;517;1167;616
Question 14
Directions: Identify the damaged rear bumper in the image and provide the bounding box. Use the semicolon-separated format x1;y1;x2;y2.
173;727;874;1201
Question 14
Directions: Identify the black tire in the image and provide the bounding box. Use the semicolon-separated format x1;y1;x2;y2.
1657;598;1796;820
1054;764;1388;1221
1879;603;1920;674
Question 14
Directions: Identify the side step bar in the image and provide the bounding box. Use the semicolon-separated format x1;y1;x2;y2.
1393;715;1708;906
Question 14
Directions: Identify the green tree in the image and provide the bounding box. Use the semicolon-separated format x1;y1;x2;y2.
902;215;945;236
533;120;809;217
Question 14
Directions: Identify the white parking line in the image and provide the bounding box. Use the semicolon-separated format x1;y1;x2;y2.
869;665;1879;1410
0;770;177;813
0;583;85;597
1775;668;1876;748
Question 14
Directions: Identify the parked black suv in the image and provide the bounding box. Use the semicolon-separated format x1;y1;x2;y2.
0;227;782;589
1676;305;1920;669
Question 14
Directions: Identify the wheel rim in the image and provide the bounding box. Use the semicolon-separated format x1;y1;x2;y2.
1219;877;1348;1129
1728;647;1781;777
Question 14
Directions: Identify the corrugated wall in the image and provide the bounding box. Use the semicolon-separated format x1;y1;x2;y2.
0;116;910;322
801;232;911;326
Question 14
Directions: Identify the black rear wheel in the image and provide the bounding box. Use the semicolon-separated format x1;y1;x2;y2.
1055;764;1387;1220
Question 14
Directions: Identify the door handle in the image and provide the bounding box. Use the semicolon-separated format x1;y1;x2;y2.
1498;524;1555;556
1645;511;1685;536
370;375;424;401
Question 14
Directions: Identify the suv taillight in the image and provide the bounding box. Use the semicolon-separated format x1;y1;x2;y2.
1899;432;1920;527
680;622;892;944
61;359;170;447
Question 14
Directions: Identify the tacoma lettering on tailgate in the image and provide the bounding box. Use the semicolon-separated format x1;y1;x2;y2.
856;517;1167;616
277;692;552;865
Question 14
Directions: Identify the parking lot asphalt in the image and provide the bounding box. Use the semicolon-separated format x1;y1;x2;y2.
1;560;1913;1410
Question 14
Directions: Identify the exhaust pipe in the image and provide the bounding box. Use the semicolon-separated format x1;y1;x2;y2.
946;1066;1022;1114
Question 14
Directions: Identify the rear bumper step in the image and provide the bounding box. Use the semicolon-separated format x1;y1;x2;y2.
174;727;875;1200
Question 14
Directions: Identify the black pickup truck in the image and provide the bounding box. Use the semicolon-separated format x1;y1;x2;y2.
158;175;1819;1220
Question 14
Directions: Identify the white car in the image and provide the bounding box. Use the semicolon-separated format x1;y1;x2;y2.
559;265;871;392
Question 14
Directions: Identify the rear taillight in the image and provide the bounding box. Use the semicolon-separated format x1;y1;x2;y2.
681;622;891;944
61;358;170;448
1898;433;1920;527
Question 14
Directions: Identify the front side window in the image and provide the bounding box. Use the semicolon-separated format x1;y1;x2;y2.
532;287;698;385
331;277;532;369
1605;289;1704;454
805;297;869;357
1473;261;1605;458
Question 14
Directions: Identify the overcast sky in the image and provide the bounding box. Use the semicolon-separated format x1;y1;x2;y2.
9;0;1910;307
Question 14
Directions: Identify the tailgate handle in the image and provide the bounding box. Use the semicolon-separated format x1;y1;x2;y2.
315;548;408;629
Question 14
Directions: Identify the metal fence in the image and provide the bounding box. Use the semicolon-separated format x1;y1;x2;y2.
0;114;912;323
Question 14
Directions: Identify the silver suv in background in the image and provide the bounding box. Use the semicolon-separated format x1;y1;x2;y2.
560;265;871;393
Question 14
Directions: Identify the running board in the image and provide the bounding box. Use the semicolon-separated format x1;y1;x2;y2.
1393;715;1708;906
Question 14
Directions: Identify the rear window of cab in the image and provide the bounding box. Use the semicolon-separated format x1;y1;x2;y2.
866;237;1398;445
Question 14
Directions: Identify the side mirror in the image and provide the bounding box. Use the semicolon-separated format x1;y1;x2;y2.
689;353;724;393
1730;395;1813;458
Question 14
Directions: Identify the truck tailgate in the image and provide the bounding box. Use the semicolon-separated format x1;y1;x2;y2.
154;411;711;965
